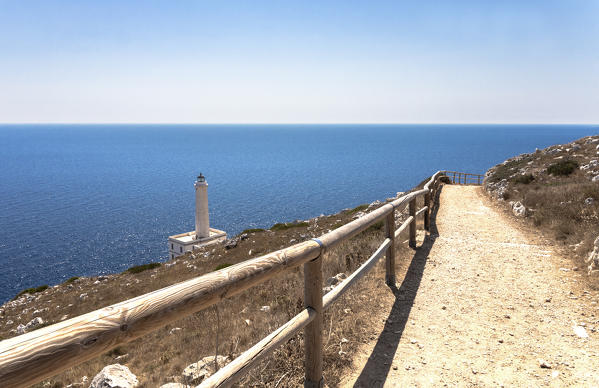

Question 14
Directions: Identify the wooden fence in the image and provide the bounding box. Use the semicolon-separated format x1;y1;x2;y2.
0;170;481;388
444;170;485;185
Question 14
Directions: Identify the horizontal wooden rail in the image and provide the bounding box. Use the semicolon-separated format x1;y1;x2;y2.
0;242;321;387
202;237;394;387
394;216;414;239
323;238;391;310
415;206;428;217
200;307;316;387
0;170;454;387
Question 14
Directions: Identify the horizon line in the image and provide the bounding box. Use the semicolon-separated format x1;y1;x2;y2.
1;122;598;126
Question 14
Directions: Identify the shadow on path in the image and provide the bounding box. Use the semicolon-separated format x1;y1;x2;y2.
352;186;443;387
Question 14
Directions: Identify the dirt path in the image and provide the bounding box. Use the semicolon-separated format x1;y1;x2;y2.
341;185;598;387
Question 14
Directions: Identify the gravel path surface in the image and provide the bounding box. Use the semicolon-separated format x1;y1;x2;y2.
341;185;598;387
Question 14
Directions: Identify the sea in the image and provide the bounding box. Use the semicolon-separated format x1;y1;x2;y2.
0;124;597;302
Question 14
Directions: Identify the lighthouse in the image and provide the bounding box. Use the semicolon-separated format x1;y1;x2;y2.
168;174;227;259
195;173;209;239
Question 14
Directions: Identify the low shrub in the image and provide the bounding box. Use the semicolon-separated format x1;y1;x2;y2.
270;221;309;231
213;263;232;271
15;285;49;299
547;160;579;176
125;262;161;274
349;204;369;213
513;174;535;184
240;228;265;234
367;220;385;232
63;276;79;284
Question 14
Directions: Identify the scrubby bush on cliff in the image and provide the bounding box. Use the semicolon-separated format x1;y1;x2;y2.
547;160;579;176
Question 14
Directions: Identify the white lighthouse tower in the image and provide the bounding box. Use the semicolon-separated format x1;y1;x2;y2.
195;173;210;239
168;173;227;259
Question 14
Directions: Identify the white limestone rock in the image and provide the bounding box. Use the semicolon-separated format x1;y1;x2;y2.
587;237;599;274
259;305;271;313
17;317;44;334
160;384;186;388
89;364;139;388
512;201;527;217
573;325;589;338
182;355;229;385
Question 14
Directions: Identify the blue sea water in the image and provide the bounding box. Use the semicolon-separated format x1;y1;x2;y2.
0;124;597;302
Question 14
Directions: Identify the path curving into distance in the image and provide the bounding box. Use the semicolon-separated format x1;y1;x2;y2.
342;185;598;387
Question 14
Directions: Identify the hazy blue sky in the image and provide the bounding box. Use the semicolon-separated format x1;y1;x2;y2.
1;1;598;123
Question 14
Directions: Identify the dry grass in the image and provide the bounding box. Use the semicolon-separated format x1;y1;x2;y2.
1;189;427;387
485;135;599;285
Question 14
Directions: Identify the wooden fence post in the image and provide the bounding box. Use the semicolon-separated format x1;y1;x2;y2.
424;191;430;232
409;199;416;248
304;257;323;388
452;172;456;184
384;211;396;286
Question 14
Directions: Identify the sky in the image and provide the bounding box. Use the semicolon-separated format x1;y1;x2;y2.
0;1;598;124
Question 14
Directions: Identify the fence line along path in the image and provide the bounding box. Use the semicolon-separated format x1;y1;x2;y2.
0;170;481;388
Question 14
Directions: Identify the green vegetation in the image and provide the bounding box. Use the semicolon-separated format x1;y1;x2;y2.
15;285;49;299
487;156;533;183
125;262;161;274
240;228;265;234
213;263;233;271
349;204;369;213
547;160;579;176
367;220;385;232
63;276;79;284
270;221;309;231
513;173;535;184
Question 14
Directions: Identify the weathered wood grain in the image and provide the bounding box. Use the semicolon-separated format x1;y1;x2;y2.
424;192;431;231
0;240;321;388
384;213;396;286
303;256;323;388
409;199;417;248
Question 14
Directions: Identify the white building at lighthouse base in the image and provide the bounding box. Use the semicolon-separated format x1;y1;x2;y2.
168;228;227;260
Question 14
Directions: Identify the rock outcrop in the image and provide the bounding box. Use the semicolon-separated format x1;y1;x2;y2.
89;364;138;388
586;236;599;275
512;201;527;217
182;355;229;385
16;316;44;334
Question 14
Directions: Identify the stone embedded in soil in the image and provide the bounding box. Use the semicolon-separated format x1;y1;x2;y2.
573;325;589;338
89;364;138;388
182;355;229;385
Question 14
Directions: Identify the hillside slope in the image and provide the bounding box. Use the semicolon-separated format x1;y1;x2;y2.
484;135;599;280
